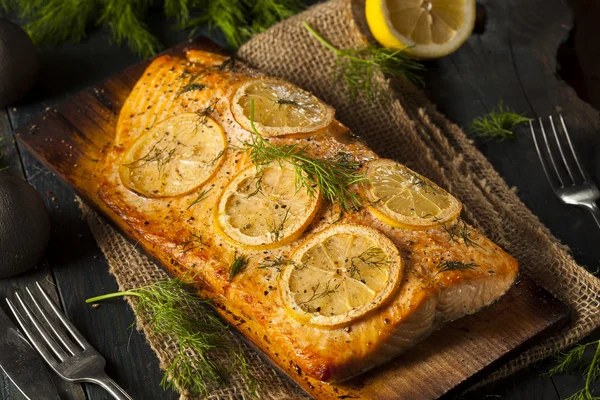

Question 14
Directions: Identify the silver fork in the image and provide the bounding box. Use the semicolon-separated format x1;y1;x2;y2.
6;283;133;400
530;114;600;228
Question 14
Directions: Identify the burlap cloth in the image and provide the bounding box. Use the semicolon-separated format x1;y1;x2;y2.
80;0;600;398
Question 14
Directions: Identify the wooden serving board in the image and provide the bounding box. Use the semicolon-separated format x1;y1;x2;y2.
14;37;570;399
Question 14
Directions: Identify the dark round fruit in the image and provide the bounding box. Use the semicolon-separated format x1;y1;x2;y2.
0;175;50;278
0;18;39;108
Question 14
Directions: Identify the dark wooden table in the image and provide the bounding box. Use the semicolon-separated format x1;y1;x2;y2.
0;0;598;399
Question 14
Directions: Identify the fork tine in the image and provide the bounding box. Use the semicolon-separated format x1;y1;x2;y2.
538;117;565;187
26;287;81;355
559;114;588;181
10;293;68;362
6;299;60;369
549;115;576;183
530;120;559;189
34;282;88;350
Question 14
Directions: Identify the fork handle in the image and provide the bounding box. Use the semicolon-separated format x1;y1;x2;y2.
89;374;133;400
584;201;600;229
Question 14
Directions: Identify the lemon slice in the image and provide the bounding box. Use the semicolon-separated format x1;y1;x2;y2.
366;0;476;59
280;224;402;328
231;78;334;138
213;161;321;249
119;113;227;198
360;158;461;229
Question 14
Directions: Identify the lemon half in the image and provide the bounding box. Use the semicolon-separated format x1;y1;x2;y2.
366;0;476;59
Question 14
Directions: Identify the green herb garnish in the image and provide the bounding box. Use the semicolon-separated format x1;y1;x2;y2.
230;253;250;280
268;206;291;242
177;83;206;98
1;0;303;56
259;256;295;273
433;217;482;249
187;188;212;210
435;260;477;274
349;247;389;280
180;230;206;254
239;101;365;212
548;340;600;400
297;279;341;312
303;22;425;102
85;278;254;396
469;102;532;141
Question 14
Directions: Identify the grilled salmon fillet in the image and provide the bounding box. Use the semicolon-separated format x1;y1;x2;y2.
98;49;518;382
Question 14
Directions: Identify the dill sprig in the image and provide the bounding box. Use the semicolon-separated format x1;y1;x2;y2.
548;340;600;400
469;102;533;141
435;260;477;275
176;83;206;98
303;22;425;102
1;0;303;57
249;0;303;36
297;279;341;312
187;188;212;210
349;247;390;280
230;253;250;280
180;230;205;254
433;217;482;249
85;278;253;396
239;101;365;212
268;207;291;242
258;256;295;273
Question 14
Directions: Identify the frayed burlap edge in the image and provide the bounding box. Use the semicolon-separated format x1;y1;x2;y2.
79;0;600;398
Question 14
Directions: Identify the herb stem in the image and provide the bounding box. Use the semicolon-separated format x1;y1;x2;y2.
303;21;424;101
242;100;364;212
85;291;140;303
585;341;600;395
303;21;338;53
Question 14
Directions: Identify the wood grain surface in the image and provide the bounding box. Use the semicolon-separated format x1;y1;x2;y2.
11;37;571;399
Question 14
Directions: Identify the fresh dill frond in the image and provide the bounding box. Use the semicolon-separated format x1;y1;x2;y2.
435;260;477;275
349;247;390;280
86;278;253;396
123;134;184;178
249;0;304;35
258;256;295;273
303;22;425;102
431;217;482;249
209;149;226;167
98;0;162;58
187;188;212;210
297;279;341;312
268;207;291;242
176;83;206;98
230;252;250;280
239;101;365;212
16;0;97;45
469;102;532;141
180;230;205;254
548;340;600;400
2;0;302;57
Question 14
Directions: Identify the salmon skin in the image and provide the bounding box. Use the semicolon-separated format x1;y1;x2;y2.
99;49;518;382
